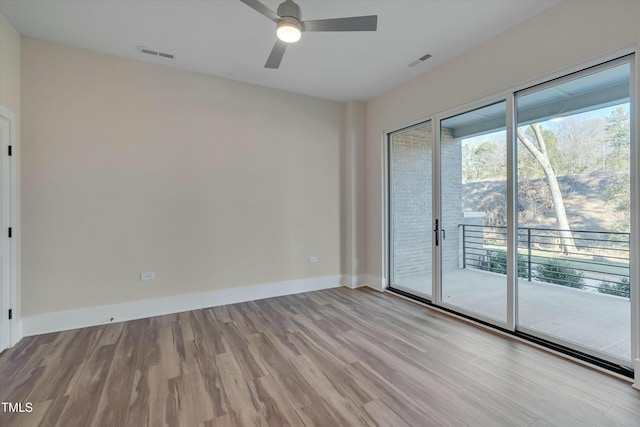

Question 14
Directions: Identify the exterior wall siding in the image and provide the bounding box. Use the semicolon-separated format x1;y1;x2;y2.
390;124;461;286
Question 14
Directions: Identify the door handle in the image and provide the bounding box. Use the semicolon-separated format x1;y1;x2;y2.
434;220;446;245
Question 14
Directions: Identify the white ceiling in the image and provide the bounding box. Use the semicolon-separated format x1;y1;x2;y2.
0;0;560;102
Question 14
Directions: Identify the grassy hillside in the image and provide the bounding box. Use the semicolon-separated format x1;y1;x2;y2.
463;171;629;232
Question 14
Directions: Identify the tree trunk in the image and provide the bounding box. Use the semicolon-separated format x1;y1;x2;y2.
517;125;576;254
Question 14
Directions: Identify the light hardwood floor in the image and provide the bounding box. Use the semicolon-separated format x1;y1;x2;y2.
1;287;639;426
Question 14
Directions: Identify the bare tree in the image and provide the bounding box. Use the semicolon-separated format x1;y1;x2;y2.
551;116;605;174
517;124;576;254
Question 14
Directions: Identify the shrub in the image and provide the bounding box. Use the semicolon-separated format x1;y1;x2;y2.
535;259;584;289
485;250;528;278
597;276;630;298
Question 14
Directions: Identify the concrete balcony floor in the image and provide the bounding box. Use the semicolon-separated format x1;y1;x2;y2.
394;268;631;362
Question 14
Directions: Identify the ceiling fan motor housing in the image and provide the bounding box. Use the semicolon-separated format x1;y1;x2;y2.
277;0;302;21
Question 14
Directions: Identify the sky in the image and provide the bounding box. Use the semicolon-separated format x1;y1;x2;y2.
461;102;630;150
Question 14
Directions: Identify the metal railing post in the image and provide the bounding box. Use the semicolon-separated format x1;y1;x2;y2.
527;227;532;282
462;225;466;268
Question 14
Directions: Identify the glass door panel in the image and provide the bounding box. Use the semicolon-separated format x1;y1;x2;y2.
440;101;508;324
389;121;433;298
516;59;632;365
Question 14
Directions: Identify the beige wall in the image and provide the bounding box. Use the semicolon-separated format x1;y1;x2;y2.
341;101;366;282
0;13;20;114
0;11;20;318
21;37;342;316
364;0;640;282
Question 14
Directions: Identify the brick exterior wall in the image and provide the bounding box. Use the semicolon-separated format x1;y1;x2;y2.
440;127;463;272
390;124;461;285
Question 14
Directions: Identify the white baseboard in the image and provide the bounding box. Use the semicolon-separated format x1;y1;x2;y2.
22;275;341;336
340;274;385;292
358;275;386;292
341;275;359;289
12;319;23;346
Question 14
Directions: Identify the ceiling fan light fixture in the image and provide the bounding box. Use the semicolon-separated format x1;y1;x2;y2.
276;19;302;43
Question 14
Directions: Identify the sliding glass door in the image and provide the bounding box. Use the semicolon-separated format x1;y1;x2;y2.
516;57;632;365
388;121;433;298
387;54;634;370
439;101;509;325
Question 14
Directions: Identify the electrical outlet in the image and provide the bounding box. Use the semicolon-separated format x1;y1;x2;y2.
309;256;318;264
140;272;155;281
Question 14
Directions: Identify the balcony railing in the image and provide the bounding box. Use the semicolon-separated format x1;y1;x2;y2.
460;224;630;298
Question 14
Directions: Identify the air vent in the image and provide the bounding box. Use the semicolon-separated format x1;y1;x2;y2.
408;53;432;67
137;46;174;59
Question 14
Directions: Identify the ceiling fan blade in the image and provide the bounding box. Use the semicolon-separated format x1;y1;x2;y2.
265;40;288;69
239;0;280;23
303;15;377;32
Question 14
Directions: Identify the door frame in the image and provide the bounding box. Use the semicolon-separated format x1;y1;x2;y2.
387;119;434;300
432;95;516;332
0;105;17;352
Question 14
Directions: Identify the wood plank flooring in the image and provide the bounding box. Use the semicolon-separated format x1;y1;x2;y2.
1;287;639;426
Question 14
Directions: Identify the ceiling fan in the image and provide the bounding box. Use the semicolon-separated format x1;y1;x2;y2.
239;0;378;69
